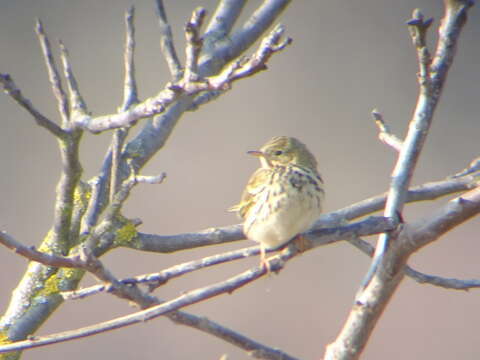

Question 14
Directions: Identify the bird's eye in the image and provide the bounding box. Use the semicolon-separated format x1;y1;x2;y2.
274;150;283;156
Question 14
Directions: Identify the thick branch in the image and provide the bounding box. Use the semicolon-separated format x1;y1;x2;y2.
205;0;247;36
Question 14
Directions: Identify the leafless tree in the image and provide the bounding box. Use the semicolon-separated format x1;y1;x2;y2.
0;1;478;360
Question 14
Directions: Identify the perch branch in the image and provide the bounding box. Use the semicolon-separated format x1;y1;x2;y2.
120;172;478;253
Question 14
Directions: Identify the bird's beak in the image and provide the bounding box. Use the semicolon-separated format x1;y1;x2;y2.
247;150;264;157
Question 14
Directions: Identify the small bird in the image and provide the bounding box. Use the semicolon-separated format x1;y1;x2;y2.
230;136;324;270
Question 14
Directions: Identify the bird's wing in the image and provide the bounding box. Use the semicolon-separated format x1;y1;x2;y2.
228;167;271;219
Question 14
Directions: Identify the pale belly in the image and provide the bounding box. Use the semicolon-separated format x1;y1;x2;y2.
244;187;322;250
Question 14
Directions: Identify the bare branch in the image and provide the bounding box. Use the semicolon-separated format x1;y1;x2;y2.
184;7;207;82
35;19;70;125
122;0;291;176
339;172;479;220
59;41;87;116
0;248;291;355
0;298;299;360
63;246;260;300
327;188;480;360
407;9;434;81
326;3;476;356
67;216;394;301
119;173;478;253
155;0;182;80
405;266;480;290
71;23;291;134
0;74;65;137
361;1;473;292
348;236;480;291
0;231;79;268
0;230;299;359
110;6;138;202
408;186;480;251
167;311;300;360
372;109;403;152
205;0;247;36
121;6;138;110
229;0;290;57
452;156;480;178
84;169;165;252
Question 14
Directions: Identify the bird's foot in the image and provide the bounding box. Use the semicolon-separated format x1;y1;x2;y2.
292;234;312;253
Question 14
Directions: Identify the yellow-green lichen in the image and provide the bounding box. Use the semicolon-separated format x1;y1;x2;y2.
0;330;10;345
60;267;84;285
114;221;138;247
37;273;60;297
73;181;91;208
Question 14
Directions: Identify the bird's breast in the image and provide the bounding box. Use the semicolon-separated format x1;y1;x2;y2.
243;166;324;250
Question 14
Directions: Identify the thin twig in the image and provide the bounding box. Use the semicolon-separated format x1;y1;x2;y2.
0;74;64;137
184;7;207;82
452;156;480;178
372;109;403;152
35;19;70;126
63;245;260;299
155;0;182;80
121;6;138;110
407;9;433;82
348;236;480;291
110;6;138;203
59;41;87;116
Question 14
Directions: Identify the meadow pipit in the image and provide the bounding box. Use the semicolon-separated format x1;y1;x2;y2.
230;136;324;270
